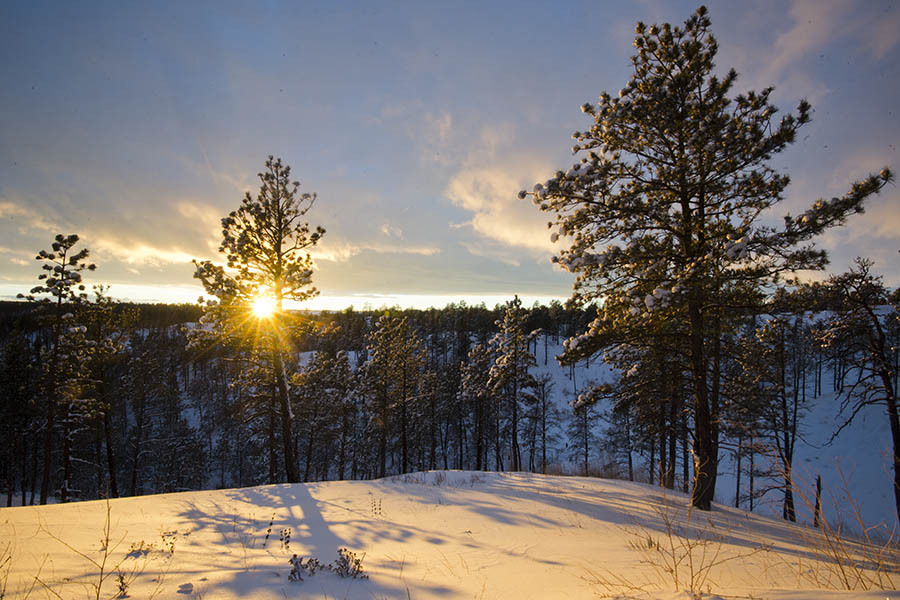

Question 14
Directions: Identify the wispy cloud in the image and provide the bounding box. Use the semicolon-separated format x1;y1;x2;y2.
380;223;404;239
311;239;440;263
444;125;558;255
447;165;555;253
92;238;197;268
175;201;225;252
0;198;62;235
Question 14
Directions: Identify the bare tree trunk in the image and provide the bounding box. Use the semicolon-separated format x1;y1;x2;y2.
273;350;299;483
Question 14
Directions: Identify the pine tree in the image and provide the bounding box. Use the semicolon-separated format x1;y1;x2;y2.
79;287;135;499
568;400;599;476
193;156;324;483
362;313;426;475
522;7;892;509
529;373;558;474
460;342;495;470
294;347;355;481
488;296;539;472
18;234;96;504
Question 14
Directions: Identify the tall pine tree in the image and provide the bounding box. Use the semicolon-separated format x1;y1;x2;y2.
193;156;324;483
523;7;892;509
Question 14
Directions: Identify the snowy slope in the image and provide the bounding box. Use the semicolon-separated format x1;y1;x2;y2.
3;472;899;599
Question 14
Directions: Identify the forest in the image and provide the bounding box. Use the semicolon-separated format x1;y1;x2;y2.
1;275;898;527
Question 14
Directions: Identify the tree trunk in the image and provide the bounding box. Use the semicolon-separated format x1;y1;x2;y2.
273;349;299;483
689;303;715;510
881;372;900;523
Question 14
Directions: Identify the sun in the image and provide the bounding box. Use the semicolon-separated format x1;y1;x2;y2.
250;294;277;319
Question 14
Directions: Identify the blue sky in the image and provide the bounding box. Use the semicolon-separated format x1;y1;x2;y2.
1;0;898;309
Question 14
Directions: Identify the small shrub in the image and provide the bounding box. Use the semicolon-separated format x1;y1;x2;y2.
115;571;128;598
331;548;368;579
262;514;276;548
159;531;177;555
287;548;368;583
1;539;12;600
288;555;323;582
126;540;154;559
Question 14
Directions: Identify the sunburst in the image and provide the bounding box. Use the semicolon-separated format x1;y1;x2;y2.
250;294;277;319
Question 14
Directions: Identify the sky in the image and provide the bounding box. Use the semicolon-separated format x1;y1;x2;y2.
1;0;898;310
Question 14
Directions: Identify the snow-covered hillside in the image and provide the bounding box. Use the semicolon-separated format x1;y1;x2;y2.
2;472;898;599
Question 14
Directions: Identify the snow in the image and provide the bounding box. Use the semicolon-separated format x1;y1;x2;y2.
3;472;898;599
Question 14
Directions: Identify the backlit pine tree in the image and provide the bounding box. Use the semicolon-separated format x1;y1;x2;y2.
193;156;324;483
521;6;892;509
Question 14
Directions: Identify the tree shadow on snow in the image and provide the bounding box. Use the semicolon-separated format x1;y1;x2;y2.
171;482;456;599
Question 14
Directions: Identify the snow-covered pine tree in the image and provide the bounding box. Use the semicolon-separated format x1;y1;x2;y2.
294;347;354;481
459;341;495;471
193;156;324;483
18;234;96;504
521;7;892;510
362;313;426;476
79;287;135;499
488;296;539;472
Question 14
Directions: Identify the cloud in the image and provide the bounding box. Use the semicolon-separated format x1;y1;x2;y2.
864;7;900;59
92;237;198;268
311;239;440;263
459;241;521;268
763;1;846;80
0;199;62;234
444;125;558;255
380;223;404;239
424;111;452;145
175;201;225;252
410;109;456;164
447;165;555;253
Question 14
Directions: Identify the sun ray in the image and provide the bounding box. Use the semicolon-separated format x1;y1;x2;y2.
251;294;277;319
